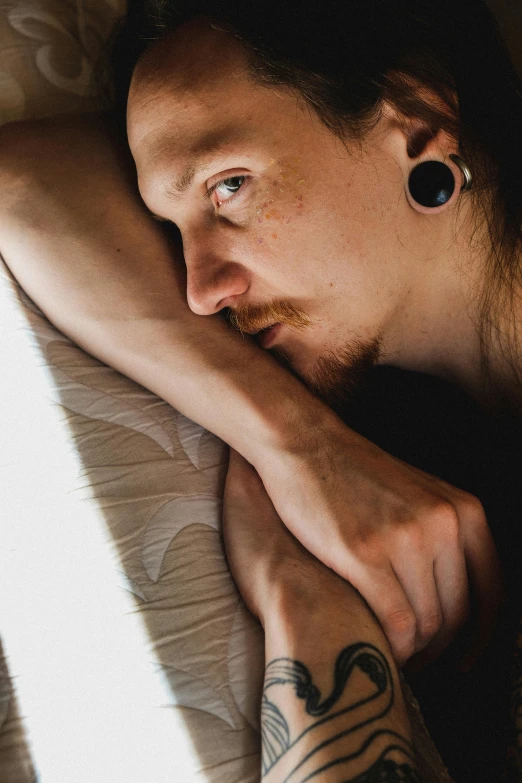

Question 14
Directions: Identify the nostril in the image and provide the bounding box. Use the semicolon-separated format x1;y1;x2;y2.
185;256;250;316
186;288;215;316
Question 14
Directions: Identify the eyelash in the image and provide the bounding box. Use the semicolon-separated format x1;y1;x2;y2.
205;175;250;207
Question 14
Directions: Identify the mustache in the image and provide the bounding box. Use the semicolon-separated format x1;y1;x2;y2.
226;300;311;335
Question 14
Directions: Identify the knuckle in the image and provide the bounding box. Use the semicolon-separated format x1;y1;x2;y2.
416;612;442;645
387;607;416;638
431;500;460;541
398;519;424;551
459;492;486;523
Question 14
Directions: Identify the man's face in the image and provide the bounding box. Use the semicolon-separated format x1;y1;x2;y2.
127;20;416;398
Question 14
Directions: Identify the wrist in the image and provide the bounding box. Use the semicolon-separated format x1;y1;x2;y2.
249;384;345;472
261;568;385;653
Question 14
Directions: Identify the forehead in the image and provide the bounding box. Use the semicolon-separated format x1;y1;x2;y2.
127;21;299;198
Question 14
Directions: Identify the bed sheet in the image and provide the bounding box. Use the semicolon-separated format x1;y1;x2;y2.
0;0;122;124
0;255;267;782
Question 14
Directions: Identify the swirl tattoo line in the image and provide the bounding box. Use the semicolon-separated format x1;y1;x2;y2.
261;641;416;780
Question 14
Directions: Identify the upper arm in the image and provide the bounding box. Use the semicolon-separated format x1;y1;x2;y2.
0;120;40;223
0;114;186;334
0;114;140;231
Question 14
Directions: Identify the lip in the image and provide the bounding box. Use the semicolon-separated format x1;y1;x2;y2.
256;323;283;349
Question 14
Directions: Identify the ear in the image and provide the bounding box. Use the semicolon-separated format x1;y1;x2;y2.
379;102;467;216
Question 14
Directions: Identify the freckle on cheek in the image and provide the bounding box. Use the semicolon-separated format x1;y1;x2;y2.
272;233;278;239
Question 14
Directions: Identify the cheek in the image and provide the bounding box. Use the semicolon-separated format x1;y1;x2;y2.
253;173;307;245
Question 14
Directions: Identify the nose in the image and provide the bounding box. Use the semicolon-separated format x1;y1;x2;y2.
184;236;250;316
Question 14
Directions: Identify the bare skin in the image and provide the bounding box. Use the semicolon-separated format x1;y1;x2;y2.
127;20;507;663
223;449;418;781
0;114;502;670
127;22;488;398
0;115;430;776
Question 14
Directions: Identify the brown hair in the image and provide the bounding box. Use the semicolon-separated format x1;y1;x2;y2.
106;0;522;390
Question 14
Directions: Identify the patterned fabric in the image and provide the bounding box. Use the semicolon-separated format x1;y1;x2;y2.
0;0;123;123
0;256;264;781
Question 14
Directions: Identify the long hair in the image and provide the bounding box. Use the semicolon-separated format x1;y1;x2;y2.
104;0;522;392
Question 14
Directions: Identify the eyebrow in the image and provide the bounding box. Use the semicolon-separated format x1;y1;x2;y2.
162;130;236;202
166;162;198;200
143;162;200;221
149;129;244;215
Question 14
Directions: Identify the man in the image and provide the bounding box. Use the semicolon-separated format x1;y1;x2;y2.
1;1;519;777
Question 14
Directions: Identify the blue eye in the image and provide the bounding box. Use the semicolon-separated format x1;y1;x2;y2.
210;175;246;205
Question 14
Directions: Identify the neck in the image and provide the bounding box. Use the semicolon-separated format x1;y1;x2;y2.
381;197;517;408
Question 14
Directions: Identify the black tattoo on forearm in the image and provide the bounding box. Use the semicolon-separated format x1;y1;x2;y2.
261;642;419;782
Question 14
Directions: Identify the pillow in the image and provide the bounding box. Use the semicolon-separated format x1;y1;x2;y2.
0;0;123;124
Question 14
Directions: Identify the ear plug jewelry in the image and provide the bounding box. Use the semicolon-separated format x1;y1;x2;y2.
408;161;455;208
449;153;473;192
408;155;472;208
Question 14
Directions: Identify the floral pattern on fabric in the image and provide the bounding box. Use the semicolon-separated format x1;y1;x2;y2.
0;0;124;122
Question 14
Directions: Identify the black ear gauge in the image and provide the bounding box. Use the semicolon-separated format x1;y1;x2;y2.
408;161;456;208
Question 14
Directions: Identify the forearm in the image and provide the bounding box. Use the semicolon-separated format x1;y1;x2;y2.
0;115;335;464
261;586;419;782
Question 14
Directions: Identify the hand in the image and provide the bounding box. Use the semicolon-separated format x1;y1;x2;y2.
252;416;503;667
223;448;317;623
223;450;416;783
223;448;371;628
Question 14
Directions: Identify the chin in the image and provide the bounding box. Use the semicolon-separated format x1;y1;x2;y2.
274;336;383;412
271;340;317;380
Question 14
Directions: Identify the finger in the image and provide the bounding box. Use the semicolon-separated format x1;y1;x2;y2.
350;564;417;666
431;546;469;652
459;515;504;670
408;548;470;673
391;547;443;655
